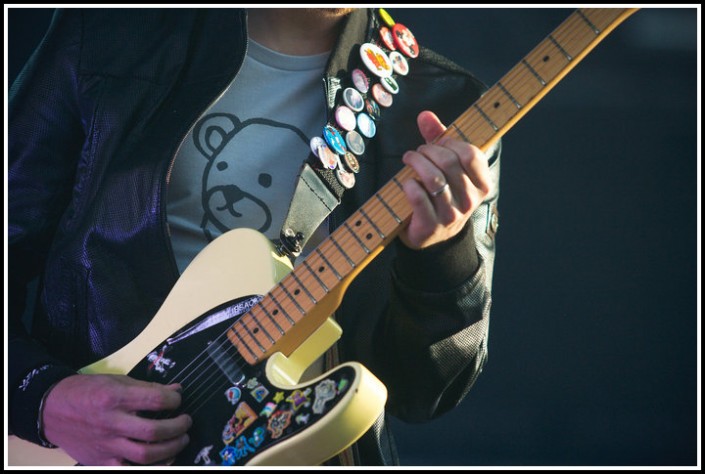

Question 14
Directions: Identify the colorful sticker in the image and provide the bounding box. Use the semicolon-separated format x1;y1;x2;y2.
267;410;293;439
312;379;338;414
249;426;267;448
146;345;175;376
259;401;277;418
224;386;242;405
250;384;269;403
220;445;237;466
272;391;285;404
194;445;214;465
286;389;312;412
233;435;256;461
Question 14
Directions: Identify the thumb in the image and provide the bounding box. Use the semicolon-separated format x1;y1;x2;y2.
417;110;447;144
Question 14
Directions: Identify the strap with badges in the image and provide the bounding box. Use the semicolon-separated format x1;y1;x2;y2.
279;8;420;258
310;8;419;190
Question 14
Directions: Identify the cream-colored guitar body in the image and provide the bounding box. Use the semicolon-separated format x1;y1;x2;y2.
8;228;387;466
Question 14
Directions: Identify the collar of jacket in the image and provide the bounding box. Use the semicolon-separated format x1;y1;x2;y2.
321;8;378;111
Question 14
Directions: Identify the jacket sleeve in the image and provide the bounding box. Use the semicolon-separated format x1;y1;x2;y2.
8;9;85;444
373;145;501;423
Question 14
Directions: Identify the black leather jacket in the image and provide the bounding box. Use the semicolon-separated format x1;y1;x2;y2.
9;8;500;465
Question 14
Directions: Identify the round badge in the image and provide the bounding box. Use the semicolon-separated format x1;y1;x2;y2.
359;43;393;79
365;99;381;121
378;8;395;27
317;143;338;170
343;151;361;174
336;166;356;189
345;130;366;156
323;125;347;155
381;76;400;95
357;112;377;139
335;106;357;132
342;87;365;112
372;83;393;108
392;23;419;59
310;136;327;157
379;26;396;50
351;68;370;93
389;51;409;76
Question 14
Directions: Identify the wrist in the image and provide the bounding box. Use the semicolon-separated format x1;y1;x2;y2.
10;364;77;447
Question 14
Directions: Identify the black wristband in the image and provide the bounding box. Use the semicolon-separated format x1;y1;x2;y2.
10;364;77;447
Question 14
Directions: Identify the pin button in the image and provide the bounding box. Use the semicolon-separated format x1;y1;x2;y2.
342;87;365;112
357;112;377;138
372;83;393;108
389;51;409;76
323;125;347;155
360;43;393;79
351;68;370;93
345;130;365;156
392;23;419;59
379;26;396;50
335;106;357;132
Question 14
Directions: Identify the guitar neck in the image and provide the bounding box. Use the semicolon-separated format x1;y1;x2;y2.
442;8;639;152
230;8;639;364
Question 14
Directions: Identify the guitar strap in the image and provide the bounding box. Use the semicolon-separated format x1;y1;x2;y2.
278;8;419;260
278;160;344;259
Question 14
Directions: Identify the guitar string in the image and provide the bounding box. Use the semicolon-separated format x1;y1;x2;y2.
154;14;592;410
152;187;409;417
452;11;601;146
147;8;621;422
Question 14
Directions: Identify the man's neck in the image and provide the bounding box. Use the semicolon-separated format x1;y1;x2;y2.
247;8;354;56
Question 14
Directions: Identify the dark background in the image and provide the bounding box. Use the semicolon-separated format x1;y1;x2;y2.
6;7;699;467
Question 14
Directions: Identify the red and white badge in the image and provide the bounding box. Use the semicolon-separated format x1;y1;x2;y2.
392;23;419;59
359;43;393;79
379;26;396;50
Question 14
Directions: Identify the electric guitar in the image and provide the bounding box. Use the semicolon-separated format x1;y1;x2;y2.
8;8;639;466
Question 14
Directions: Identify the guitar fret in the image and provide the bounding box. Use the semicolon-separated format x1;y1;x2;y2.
270;292;296;325
344;222;370;254
474;103;499;131
257;302;285;335
577;9;600;35
375;193;401;223
239;319;266;353
279;282;305;315
246;313;275;344
329;234;356;268
497;81;522;109
391;176;404;191
548;34;573;61
359;208;385;239
227;326;259;362
315;248;342;280
450;123;471;143
291;270;318;303
221;7;638;382
521;58;546;86
303;260;329;293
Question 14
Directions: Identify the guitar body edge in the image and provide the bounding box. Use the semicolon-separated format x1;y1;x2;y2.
7;228;387;466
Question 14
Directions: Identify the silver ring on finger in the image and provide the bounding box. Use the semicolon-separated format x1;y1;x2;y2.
430;182;449;197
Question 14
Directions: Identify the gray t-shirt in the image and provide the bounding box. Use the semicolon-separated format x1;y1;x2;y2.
167;40;329;273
